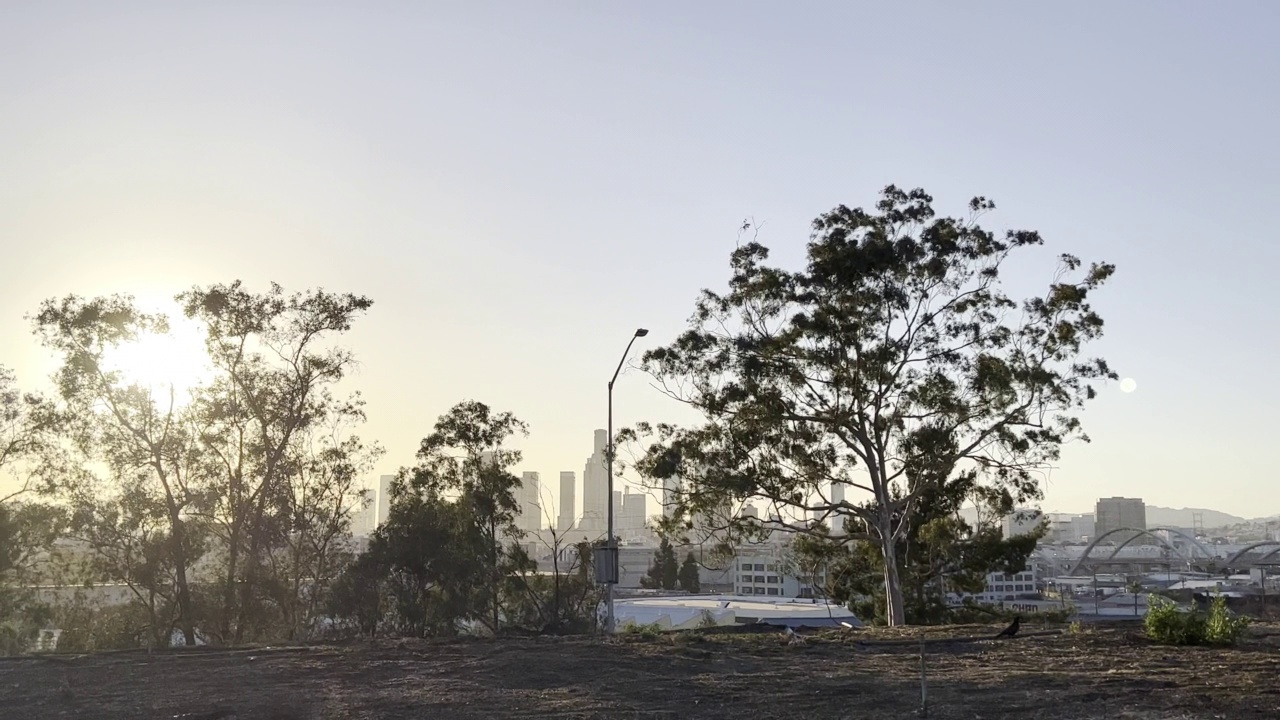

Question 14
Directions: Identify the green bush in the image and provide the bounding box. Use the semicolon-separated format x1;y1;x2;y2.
621;621;663;638
1146;595;1248;646
1204;595;1250;645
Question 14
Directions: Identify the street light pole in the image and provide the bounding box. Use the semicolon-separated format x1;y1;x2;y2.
605;327;648;634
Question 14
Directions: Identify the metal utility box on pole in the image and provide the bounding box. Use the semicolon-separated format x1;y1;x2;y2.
594;545;619;585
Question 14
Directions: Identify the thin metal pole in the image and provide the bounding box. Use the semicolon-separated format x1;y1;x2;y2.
604;330;646;635
606;379;615;634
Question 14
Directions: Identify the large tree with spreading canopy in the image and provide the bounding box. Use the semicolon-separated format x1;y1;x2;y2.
625;185;1115;625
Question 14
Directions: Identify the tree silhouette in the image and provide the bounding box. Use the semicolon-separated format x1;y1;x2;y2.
626;186;1115;625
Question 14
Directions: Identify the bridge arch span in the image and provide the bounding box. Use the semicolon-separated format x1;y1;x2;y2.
1068;527;1214;576
1224;541;1280;567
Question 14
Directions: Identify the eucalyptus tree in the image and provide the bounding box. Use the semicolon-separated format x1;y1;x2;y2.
625;186;1115;625
32;296;206;644
0;365;63;652
396;401;529;634
177;281;373;642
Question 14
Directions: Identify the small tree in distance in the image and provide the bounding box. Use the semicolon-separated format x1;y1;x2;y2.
678;553;701;594
641;538;679;590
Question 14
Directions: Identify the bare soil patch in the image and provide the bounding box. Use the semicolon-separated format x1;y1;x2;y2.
2;621;1278;719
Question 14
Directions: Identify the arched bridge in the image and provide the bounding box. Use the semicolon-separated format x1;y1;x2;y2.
1068;527;1217;576
1223;541;1280;568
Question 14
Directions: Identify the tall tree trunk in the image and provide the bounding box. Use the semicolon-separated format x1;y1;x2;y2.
490;517;500;636
170;513;197;646
234;536;259;644
220;525;240;643
877;508;907;627
881;541;907;627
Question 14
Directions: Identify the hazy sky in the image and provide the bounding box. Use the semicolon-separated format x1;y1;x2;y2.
2;2;1277;519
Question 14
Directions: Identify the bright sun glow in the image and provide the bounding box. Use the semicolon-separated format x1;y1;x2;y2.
103;315;212;401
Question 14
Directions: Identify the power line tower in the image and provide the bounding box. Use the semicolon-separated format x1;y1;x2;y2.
1192;512;1205;538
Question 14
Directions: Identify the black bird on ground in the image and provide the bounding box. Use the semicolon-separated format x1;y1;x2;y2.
993;615;1021;639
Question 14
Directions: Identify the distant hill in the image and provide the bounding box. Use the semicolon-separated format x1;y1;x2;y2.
1143;506;1246;530
948;505;1252;531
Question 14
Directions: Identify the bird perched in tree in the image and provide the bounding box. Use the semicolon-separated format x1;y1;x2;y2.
994;616;1021;639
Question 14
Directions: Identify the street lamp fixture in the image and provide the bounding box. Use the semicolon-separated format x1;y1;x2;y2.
602;327;648;634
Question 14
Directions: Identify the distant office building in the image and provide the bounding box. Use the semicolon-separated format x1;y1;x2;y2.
1045;513;1094;543
350;490;376;537
739;504;759;520
557;471;576;533
732;544;827;599
1003;508;1043;538
1073;513;1096;542
829;481;846;535
661;475;681;519
351;475;394;537
612;489;622;531
518;471;541;531
376;474;394;528
617;488;648;540
1095;497;1147;545
810;481;848;535
580;429;609;533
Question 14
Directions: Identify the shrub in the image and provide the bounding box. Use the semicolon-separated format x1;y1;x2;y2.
1204;595;1250;645
621;622;663;638
1146;594;1248;646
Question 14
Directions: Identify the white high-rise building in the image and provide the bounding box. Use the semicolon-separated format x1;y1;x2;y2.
351;474;395;537
557;471;576;533
350;489;376;537
376;474;394;528
579;429;609;533
518;471;541;531
619;488;647;539
829;481;846;535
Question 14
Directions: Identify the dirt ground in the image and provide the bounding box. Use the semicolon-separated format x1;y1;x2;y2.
2;621;1279;719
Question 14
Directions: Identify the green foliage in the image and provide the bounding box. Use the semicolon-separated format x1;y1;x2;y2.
641;539;679;590
1205;595;1250;644
50;601;155;653
1145;595;1249;646
622;621;663;638
327;401;591;639
789;489;1043;625
324;550;385;638
678;553;701;593
622;186;1116;625
397;401;530;635
1;366;65;654
28;284;377;648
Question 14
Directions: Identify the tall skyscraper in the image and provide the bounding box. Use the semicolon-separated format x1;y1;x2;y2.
558;471;576;533
376;474;394;528
580;429;609;532
518;471;541;531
